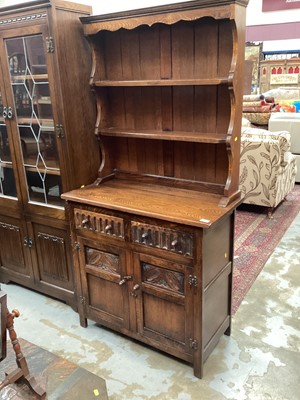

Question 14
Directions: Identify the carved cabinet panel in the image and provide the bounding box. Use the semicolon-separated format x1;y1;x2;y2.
0;215;32;280
0;214;73;302
31;222;73;292
133;252;194;356
78;237;130;330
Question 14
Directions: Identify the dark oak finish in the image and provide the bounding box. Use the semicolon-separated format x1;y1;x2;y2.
0;0;100;306
62;0;248;378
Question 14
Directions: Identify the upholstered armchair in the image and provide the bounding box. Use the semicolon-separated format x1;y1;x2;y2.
239;126;297;217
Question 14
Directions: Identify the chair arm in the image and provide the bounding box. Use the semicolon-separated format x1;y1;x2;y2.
241;127;291;166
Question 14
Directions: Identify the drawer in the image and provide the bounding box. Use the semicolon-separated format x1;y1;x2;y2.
74;208;124;239
131;221;193;256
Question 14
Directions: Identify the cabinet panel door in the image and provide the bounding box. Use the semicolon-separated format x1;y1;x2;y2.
0;26;66;213
0;215;32;279
30;222;73;291
133;252;193;355
78;237;130;330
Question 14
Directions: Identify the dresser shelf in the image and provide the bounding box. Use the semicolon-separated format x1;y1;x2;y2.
94;78;230;87
99;128;227;143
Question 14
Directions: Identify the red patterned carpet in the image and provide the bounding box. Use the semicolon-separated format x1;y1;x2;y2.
232;184;300;315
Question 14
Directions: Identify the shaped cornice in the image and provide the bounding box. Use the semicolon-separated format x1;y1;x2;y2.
81;0;249;34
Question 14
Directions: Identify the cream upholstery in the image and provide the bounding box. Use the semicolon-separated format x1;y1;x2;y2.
268;113;300;182
239;126;297;215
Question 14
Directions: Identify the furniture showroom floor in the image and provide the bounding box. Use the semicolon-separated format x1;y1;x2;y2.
2;211;300;400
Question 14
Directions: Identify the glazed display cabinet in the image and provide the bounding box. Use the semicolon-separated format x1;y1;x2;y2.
0;0;100;306
62;0;249;377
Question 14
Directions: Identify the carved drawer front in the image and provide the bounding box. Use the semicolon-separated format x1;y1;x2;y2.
74;208;124;239
131;222;193;256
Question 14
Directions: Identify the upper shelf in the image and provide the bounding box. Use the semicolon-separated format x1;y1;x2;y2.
100;128;227;143
17;118;54;128
11;74;48;82
94;78;230;87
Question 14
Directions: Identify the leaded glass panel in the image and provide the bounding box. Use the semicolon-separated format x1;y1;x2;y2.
5;34;63;207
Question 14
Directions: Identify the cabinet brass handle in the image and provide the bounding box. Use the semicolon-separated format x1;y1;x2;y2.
171;239;178;248
141;232;148;243
7;107;13;119
105;224;112;232
81;218;89;227
130;284;140;297
118;275;132;286
2;107;7;119
23;237;33;248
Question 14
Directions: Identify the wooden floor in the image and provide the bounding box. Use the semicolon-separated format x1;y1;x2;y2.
0;338;108;399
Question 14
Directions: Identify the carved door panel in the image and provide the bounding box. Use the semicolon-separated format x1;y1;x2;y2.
29;221;73;291
133;252;194;356
0;215;32;280
78;237;130;331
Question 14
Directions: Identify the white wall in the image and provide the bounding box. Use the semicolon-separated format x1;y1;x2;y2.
246;0;300;26
1;0;300;26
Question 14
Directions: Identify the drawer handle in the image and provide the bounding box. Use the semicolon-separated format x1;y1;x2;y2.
81;218;89;227
119;275;132;286
141;232;148;242
130;284;140;297
105;224;112;233
171;239;178;248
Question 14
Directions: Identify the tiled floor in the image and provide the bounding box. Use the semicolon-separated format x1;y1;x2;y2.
2;211;300;399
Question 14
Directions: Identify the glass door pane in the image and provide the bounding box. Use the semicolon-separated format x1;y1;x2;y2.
0;89;17;198
5;34;63;207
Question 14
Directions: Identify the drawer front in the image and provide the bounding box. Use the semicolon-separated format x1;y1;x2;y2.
131;221;193;256
74;208;124;239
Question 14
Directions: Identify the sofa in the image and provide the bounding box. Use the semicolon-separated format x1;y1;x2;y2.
239;125;297;217
268;113;300;183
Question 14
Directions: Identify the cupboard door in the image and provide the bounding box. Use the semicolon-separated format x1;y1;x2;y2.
1;29;64;209
133;252;193;356
78;238;130;330
30;221;73;291
0;68;18;200
0;215;32;279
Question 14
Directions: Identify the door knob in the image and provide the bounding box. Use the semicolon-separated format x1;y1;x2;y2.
7;107;13;119
2;107;7;119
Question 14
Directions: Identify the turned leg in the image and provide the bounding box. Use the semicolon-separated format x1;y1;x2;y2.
267;207;274;219
0;308;46;398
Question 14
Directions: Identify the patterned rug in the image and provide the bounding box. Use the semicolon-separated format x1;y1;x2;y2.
232;184;300;315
